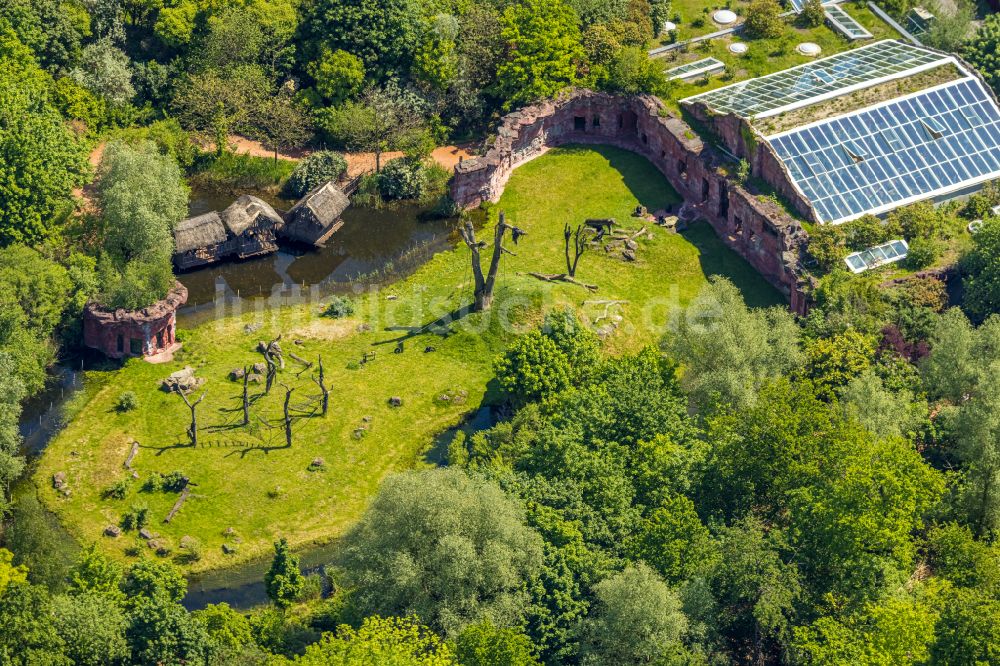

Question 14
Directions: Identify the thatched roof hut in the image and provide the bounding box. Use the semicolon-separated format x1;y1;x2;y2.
221;195;284;236
173;195;286;269
281;181;350;246
173;212;228;270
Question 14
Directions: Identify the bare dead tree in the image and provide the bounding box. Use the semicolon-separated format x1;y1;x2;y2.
242;365;250;426
313;355;329;416
281;383;294;448
564;223;587;277
176;389;207;447
458;211;526;312
264;354;277;394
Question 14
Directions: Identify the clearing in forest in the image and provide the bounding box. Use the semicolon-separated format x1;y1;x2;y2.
35;145;781;573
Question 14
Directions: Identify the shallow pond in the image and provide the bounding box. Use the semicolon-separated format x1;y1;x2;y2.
177;187;457;326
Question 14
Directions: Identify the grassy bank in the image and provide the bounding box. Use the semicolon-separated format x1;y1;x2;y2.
35;145;781;573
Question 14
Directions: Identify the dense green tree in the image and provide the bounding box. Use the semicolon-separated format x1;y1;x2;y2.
125;596;211;666
317;83;429;171
963;12;1000;95
96;141;187;264
69;39;135;105
455;621;540;666
195;602;255;655
284;151;349;198
0;548;27;594
579;564;689;665
953;370;1000;539
276;616;454;665
632;494;715;584
805;269;891;337
495;309;601;406
931;586;1000;665
94;140;186;309
962;217;1000;320
552;348;693;449
801;329;876;401
120;559;187;604
0;353;26;517
839;368;928;441
600;46;667;95
664;276;802;410
743;0;785;39
67;544;124;601
309;48;366;104
0;0;85;71
787;432;944;604
52;592;130;666
710;516;801;663
172;66;271;147
0;23;88;246
265;538;305;608
792;589;938;665
413;14;460;92
304;0;421;78
339;468;543;637
0;580;69;664
799;0;825;27
496;0;584;109
195;0;298;76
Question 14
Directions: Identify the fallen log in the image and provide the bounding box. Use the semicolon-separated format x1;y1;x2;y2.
524;272;598;292
124;441;139;470
164;485;191;523
289;352;313;368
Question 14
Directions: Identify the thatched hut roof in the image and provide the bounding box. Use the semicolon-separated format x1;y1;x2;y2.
174;212;227;253
221;195;284;236
282;182;350;245
290;182;349;227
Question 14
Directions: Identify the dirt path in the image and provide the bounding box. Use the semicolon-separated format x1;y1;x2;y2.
77;137;476;210
223;135;476;176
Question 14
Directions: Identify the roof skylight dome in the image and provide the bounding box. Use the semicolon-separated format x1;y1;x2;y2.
713;9;737;24
797;42;822;56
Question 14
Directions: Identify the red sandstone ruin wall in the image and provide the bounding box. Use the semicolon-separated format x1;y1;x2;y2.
83;283;187;359
681;106;815;222
450;90;812;313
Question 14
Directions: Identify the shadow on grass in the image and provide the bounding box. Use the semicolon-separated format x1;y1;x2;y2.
142;441;195;455
556;144;683;213
422;380;502;466
373;303;474;346
680;221;784;309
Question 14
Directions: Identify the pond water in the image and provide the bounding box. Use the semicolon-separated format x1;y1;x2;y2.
177;187;458;327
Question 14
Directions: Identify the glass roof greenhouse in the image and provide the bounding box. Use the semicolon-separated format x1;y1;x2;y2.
665;57;726;81
768;77;1000;224
681;41;948;119
844;240;909;273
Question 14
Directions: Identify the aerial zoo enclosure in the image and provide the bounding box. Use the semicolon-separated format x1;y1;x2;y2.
449;89;813;314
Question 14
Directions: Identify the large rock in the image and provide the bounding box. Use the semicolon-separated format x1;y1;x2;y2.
160;366;204;394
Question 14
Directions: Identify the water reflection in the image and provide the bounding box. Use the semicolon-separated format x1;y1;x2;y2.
177;188;457;322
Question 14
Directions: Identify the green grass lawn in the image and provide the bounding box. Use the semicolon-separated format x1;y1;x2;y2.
658;2;902;112
35;146;781;574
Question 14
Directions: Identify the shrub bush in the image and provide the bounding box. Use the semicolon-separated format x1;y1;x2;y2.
162;471;189;492
322;296;355;318
377;157;427;200
103;478;131;500
283;151;348;198
121;503;149;531
743;0;785;38
800;0;825;27
905;237;939;270
116;391;139;413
